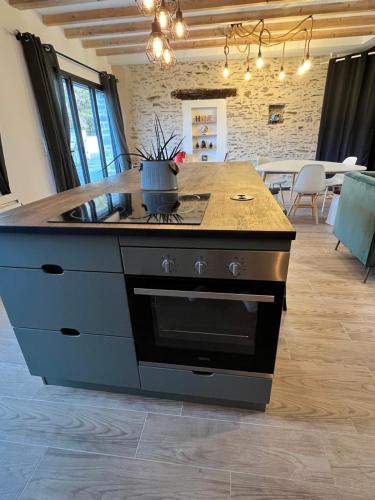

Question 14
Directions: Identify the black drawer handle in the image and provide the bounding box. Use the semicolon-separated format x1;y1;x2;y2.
60;328;80;337
192;371;214;377
41;264;64;274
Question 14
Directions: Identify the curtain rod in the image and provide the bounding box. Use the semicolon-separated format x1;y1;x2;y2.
15;30;103;75
55;51;101;75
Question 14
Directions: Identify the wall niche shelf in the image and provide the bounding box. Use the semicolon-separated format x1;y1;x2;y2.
183;99;227;163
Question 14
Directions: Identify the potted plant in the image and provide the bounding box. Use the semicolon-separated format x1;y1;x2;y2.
135;116;183;191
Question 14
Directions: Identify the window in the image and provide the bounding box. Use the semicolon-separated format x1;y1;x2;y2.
61;73;117;185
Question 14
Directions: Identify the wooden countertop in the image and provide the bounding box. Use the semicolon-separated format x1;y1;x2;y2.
0;162;295;239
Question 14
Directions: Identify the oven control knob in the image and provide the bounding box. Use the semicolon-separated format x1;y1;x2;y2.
228;261;241;277
161;258;174;273
195;260;207;275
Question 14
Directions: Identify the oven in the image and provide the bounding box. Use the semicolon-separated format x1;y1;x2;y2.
123;247;289;376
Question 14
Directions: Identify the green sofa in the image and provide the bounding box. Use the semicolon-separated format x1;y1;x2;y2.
333;171;375;282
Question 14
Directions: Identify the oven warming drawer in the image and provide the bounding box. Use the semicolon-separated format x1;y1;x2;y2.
139;365;272;404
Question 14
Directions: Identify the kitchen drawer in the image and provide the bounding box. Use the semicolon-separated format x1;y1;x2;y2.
139;366;272;404
0;233;122;272
0;267;133;337
15;328;140;388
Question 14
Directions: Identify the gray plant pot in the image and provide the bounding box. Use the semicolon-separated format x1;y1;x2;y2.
140;161;178;191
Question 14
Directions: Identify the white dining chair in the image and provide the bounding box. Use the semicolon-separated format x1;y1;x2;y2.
288;164;326;224
321;156;358;213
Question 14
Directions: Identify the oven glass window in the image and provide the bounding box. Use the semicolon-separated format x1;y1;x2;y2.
150;291;257;355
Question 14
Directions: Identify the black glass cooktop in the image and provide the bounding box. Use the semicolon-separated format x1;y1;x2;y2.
49;192;211;225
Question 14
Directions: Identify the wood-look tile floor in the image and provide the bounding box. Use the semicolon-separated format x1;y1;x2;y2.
0;212;374;499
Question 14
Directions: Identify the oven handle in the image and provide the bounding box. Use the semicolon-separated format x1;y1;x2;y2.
133;288;275;303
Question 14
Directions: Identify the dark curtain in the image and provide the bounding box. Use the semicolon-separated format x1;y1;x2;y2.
18;32;80;191
316;48;375;171
99;72;132;171
0;135;11;195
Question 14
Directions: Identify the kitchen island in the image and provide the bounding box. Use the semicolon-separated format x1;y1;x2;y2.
0;162;295;410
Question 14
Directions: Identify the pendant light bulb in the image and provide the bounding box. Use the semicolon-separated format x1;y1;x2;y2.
152;35;163;58
279;66;285;81
256;49;264;69
303;54;311;71
245;66;251;81
143;0;154;11
223;62;229;78
163;47;172;64
158;9;169;30
173;6;187;39
297;60;306;75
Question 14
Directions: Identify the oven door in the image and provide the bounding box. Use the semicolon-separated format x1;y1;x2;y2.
126;276;285;374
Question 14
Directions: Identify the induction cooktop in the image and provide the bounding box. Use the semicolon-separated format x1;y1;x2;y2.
48;192;211;225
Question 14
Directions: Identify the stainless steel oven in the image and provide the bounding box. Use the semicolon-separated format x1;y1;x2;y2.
123;247;289;375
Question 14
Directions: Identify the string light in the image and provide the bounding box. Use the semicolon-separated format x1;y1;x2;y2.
221;16;314;79
244;44;251;80
158;0;170;30
146;16;167;63
297;60;306;75
303;53;312;70
223;36;230;77
278;42;286;81
173;0;188;39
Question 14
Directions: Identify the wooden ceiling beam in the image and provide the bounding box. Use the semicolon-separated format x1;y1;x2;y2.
44;0;283;26
47;0;374;27
64;0;375;38
81;15;375;47
9;0;100;9
95;26;375;55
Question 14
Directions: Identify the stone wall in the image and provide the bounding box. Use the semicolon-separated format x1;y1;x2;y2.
115;57;328;163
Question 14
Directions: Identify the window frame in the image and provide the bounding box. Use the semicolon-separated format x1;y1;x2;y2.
60;71;117;184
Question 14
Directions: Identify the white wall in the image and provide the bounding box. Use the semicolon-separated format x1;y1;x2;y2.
0;0;111;204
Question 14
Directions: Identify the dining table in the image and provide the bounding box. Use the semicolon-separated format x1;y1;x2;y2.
256;159;367;183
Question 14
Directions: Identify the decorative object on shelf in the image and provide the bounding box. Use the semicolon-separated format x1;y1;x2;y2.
133;115;182;190
201;154;208;161
268;104;285;124
209;142;213;149
201;140;207;149
195;141;200;149
222;16;314;79
199;125;209;135
136;0;188;67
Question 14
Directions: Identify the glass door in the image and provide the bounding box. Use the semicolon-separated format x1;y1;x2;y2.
127;276;285;374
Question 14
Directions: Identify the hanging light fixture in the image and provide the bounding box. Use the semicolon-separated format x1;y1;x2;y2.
135;0;160;16
173;0;188;39
279;42;286;80
244;44;251;81
223;36;230;77
158;0;171;30
162;39;176;67
146;15;167;63
221;15;314;79
256;35;264;69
